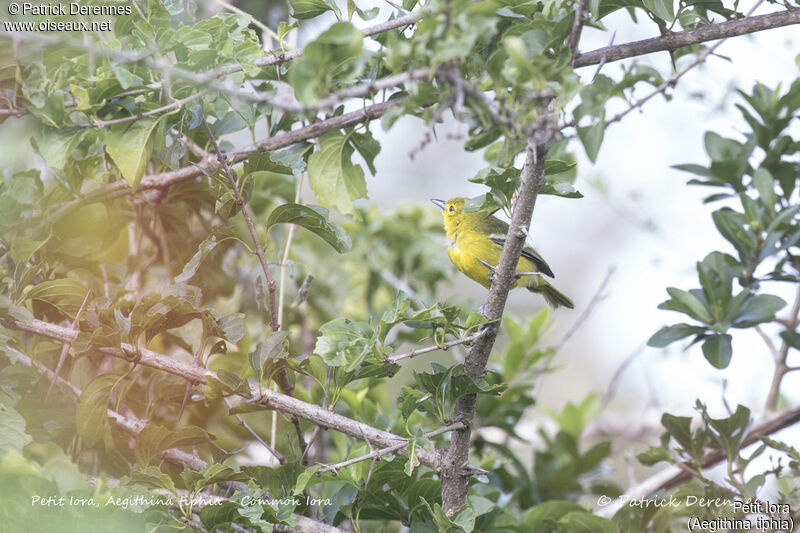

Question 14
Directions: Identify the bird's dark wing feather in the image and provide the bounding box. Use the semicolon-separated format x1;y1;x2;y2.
488;234;555;278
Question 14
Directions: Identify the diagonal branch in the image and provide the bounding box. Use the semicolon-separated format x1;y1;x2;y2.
45;289;91;399
441;135;554;514
573;9;800;68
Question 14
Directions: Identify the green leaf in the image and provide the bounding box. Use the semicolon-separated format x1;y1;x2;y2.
313;318;375;369
642;0;673;21
128;466;177;494
290;0;337;19
32;129;85;170
701;334;733;369
307;131;367;215
105;116;165;190
0;403;32;455
350;131;381;175
577;119;605;163
524;501;587;532
712;208;756;261
249;330;291;382
731;293;786;327
636;445;671;466
25;278;88;316
295;465;322;494
661;413;693;450
134;424;209;467
267;203;352;252
659;288;713;323
752;167;776;212
540;182;584;199
647;324;706;347
175;226;240;283
779;329;800;350
75;374;118;448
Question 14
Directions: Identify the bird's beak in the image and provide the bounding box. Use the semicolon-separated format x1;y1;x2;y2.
431;199;446;211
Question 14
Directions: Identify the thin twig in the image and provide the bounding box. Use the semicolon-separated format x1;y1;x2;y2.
223;397;285;464
202;120;279;331
69;90;207;128
555;265;615;352
45;289;91;400
766;284;800;410
384;329;489;365
379;268;426;308
755;325;779;358
317;423;468;475
566;0;590;65
601;0;768;129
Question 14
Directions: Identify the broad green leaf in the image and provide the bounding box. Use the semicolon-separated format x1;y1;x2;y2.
105;116;165;189
731;294;786;327
577;119;605;163
134;424;209;467
659;288;712;323
0;403;32;455
636;445;671;466
703;404;750;460
266;203;352;252
307;131;367;215
661;413;693;450
25;278;88;316
752;167;776;212
75;374;118;448
642;0;673;21
175;226;240;283
540;182;584;198
32;129;85;170
313;318;375;369
295;465;322;494
702;333;733;369
249;330;291;382
128;466;177;494
524;501;587;532
290;0;337;19
647;323;706;347
779;329;800;350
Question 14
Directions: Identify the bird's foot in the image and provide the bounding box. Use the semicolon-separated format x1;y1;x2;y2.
475;257;497;282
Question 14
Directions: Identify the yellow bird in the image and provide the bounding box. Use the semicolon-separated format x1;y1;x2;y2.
432;197;574;309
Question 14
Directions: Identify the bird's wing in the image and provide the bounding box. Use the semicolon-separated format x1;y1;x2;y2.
488;234;555;278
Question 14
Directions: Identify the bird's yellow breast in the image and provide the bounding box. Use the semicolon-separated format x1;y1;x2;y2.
447;230;535;289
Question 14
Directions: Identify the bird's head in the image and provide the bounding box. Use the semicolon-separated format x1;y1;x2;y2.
431;197;476;235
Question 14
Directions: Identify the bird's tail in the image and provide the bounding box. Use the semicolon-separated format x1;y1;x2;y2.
524;275;575;309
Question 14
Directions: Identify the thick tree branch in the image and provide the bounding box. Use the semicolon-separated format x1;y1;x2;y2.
573;9;800;69
440;136;552;514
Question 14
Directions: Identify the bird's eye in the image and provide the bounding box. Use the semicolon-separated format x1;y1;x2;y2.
449;205;455;212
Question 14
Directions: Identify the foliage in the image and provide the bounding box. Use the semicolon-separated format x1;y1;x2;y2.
0;0;799;532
